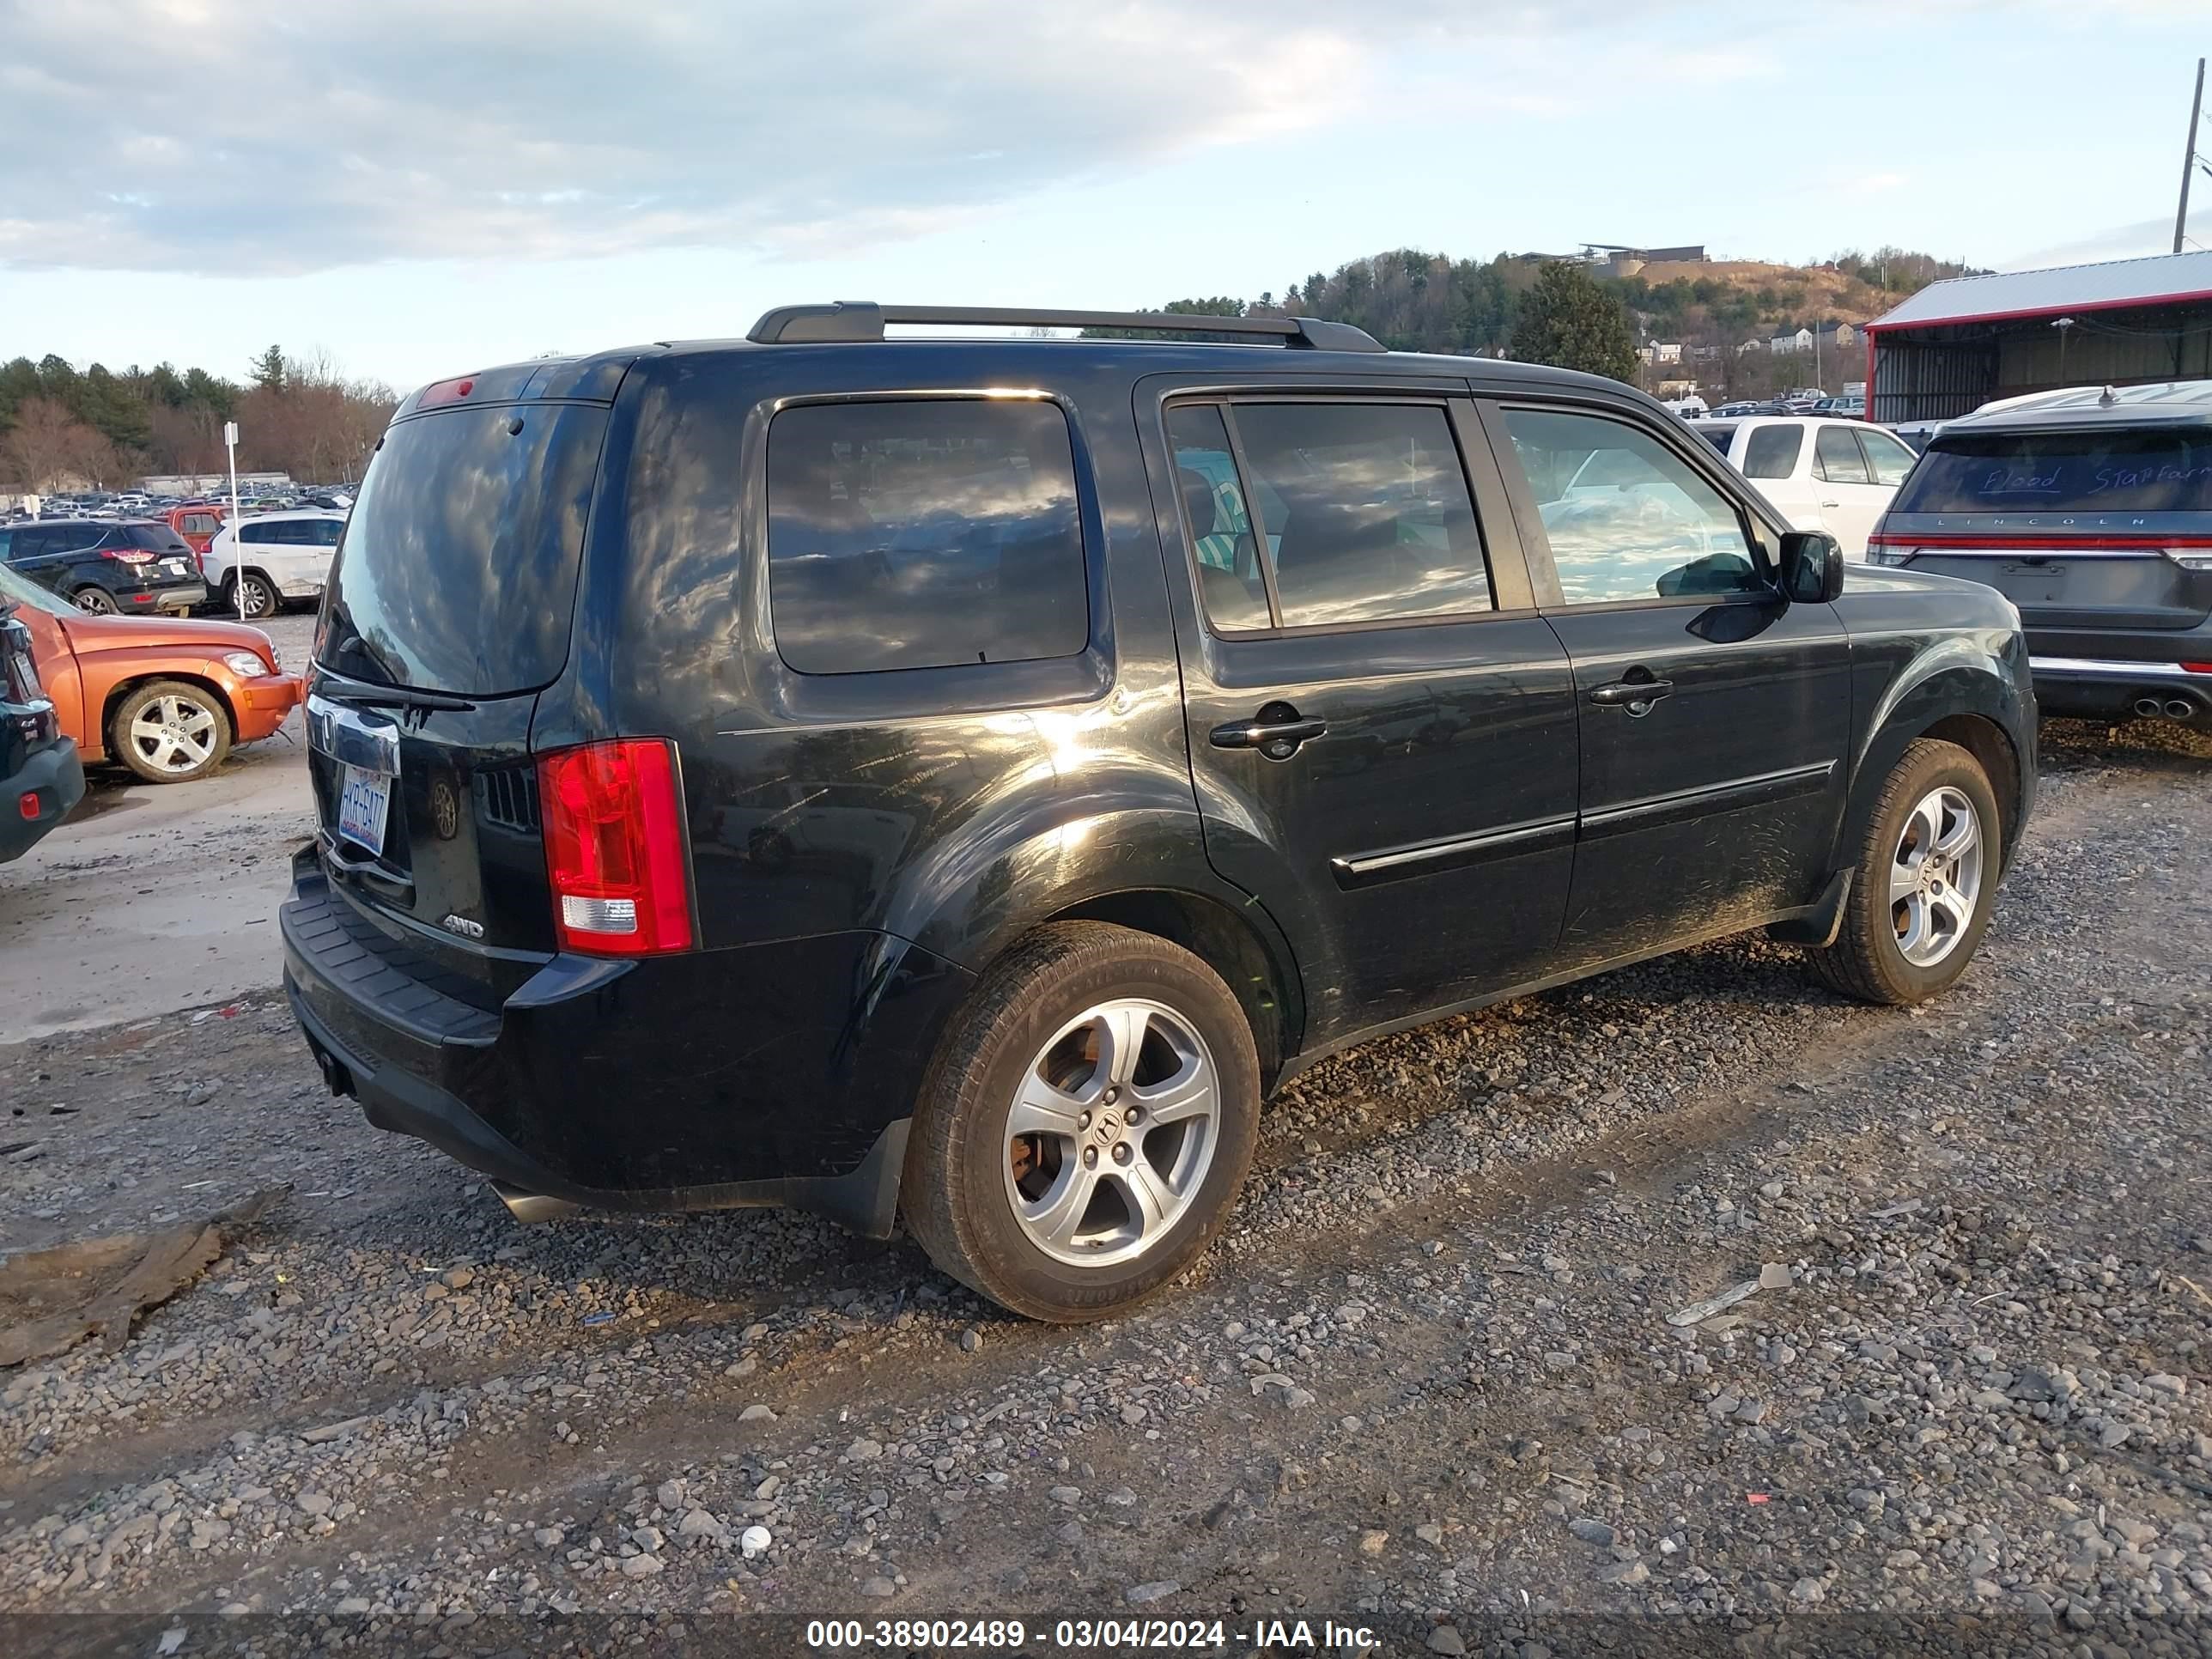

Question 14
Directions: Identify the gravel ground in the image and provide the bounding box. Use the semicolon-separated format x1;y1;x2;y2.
0;716;2208;1657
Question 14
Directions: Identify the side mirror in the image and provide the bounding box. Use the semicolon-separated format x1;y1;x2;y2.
1778;530;1845;604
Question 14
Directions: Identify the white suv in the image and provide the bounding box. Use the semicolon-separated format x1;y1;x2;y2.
1687;416;1918;560
203;510;347;618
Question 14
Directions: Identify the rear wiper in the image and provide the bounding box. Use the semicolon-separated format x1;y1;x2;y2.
311;672;477;714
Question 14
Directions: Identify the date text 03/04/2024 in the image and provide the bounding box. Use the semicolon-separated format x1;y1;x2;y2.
804;1617;1382;1650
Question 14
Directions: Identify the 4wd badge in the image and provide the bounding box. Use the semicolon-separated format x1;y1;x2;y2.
442;914;484;940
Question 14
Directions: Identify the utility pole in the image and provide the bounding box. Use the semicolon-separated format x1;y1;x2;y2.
2179;56;2206;256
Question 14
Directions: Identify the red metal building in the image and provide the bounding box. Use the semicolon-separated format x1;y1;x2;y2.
1865;249;2212;426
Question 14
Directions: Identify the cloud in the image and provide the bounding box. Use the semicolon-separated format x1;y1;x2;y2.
0;0;1506;276
0;0;2168;278
2000;218;2182;270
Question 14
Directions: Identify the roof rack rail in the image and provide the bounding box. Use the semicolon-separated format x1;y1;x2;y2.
746;301;1385;353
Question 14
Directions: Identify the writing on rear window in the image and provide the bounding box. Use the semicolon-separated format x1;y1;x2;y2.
765;398;1089;675
1894;429;2212;514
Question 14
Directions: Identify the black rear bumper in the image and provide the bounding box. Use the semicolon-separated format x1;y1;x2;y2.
281;850;971;1236
2028;654;2212;720
0;738;84;864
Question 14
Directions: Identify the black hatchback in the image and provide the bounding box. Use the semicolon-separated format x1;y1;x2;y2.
0;519;209;615
284;303;2035;1321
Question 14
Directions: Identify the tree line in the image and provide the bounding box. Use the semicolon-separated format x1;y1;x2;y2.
0;347;397;495
1092;244;1983;386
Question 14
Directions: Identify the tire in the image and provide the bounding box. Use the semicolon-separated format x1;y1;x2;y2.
1807;738;2002;1006
230;573;278;619
109;679;233;783
73;586;118;615
903;921;1261;1322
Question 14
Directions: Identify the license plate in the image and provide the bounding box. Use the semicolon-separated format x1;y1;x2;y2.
161;559;190;576
1997;563;2069;606
337;763;393;858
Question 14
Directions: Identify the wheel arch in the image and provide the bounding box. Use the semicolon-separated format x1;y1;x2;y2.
216;563;279;604
890;802;1308;1094
1042;887;1304;1091
1842;653;2031;874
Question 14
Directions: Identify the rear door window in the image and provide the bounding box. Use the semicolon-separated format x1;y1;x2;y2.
764;398;1089;675
1856;428;1918;486
1695;423;1737;456
1224;402;1492;628
319;402;609;695
1814;426;1872;484
1891;427;2212;514
1167;404;1272;632
1741;426;1802;479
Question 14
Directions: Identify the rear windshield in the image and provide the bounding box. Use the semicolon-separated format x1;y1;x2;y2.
1695;423;1736;454
123;525;192;554
318;404;607;694
1893;426;2212;514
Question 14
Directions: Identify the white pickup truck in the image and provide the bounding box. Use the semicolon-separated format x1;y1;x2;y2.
1686;416;1919;560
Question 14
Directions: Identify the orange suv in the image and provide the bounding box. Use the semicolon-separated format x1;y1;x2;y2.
0;561;304;782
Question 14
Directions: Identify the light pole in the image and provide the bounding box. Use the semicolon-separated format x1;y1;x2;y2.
224;421;245;623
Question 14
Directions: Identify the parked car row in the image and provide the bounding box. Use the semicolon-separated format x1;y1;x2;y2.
0;511;348;620
0;560;304;787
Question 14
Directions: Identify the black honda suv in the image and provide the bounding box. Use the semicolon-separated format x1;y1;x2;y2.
284;303;2035;1321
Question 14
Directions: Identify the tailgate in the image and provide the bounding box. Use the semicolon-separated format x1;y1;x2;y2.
307;691;552;1008
1901;543;2211;630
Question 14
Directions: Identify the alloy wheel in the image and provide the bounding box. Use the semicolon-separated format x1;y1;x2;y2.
1002;999;1219;1267
76;589;118;614
128;693;222;776
1889;786;1984;968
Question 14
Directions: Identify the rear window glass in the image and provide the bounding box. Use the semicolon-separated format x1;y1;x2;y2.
1741;426;1802;479
124;526;191;553
1893;427;2212;514
765;398;1088;675
1695;423;1736;455
319;404;607;695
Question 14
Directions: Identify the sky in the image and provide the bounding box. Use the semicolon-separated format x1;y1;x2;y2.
1;0;2207;392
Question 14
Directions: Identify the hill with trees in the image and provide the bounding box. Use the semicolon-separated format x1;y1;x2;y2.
0;348;395;494
1097;245;1984;393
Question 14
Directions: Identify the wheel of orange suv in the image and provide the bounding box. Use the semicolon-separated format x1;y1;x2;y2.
1808;737;2003;1006
109;678;234;784
903;921;1261;1322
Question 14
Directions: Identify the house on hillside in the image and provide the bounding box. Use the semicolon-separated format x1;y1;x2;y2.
1768;321;1858;356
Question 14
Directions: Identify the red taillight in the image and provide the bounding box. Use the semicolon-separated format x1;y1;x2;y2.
2185;662;2212;675
418;375;477;407
101;548;155;564
18;792;38;821
538;739;694;956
